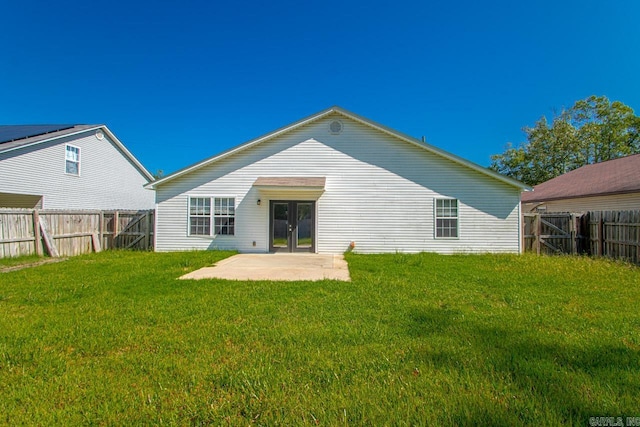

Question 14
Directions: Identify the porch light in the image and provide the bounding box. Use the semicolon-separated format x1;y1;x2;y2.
257;199;261;206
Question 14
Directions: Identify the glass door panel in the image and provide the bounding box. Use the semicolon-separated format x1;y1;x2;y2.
272;202;289;249
270;200;314;253
296;203;312;249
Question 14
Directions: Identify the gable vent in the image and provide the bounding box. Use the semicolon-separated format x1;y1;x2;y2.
329;120;343;134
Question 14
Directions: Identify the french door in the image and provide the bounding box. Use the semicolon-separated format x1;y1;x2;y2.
269;201;315;253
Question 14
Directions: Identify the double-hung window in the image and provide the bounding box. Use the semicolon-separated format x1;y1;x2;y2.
189;197;211;236
435;198;459;238
65;145;80;175
214;197;235;235
189;196;235;236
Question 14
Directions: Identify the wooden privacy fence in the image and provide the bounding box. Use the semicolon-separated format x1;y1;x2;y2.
524;210;640;265
0;209;154;258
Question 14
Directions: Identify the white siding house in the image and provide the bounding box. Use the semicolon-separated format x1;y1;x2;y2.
148;107;529;254
0;125;155;210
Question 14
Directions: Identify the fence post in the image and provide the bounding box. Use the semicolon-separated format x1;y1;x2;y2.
32;209;43;256
570;214;577;255
598;214;604;257
144;211;151;250
535;213;541;255
113;210;120;249
99;211;104;250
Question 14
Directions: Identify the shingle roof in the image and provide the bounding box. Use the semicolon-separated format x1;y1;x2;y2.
253;177;326;188
0;124;98;153
521;154;640;203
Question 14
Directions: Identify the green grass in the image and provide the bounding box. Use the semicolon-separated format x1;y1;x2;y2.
0;254;44;268
298;237;312;246
273;237;287;246
1;251;639;425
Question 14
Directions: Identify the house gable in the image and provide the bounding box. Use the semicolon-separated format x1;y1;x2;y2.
148;107;528;192
154;111;524;254
0;126;155;209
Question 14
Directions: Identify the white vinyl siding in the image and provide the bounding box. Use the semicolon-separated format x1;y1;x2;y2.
65;144;80;176
155;114;522;254
435;198;459;239
0;129;154;210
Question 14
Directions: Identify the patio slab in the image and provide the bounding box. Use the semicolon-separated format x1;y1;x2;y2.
179;253;351;281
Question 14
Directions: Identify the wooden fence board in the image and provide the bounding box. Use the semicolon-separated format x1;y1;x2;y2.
0;209;154;259
525;210;640;265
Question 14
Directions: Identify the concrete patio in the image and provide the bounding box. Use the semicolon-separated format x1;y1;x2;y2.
179;253;351;281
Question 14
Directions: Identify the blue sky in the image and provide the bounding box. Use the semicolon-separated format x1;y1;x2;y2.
2;0;639;175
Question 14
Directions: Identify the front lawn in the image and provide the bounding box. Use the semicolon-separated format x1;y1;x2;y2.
1;251;638;425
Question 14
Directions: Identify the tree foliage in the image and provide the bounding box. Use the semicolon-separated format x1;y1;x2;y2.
490;95;640;186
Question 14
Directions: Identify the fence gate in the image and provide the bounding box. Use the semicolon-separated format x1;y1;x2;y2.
111;210;154;250
524;210;640;265
524;213;579;255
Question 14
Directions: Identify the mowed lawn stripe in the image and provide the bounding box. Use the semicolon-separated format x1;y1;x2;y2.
0;251;638;425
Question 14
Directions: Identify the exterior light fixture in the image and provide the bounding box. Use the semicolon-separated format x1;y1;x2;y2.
257;199;261;206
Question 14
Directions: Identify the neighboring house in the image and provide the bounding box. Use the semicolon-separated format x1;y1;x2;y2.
521;154;640;213
0;124;155;210
147;106;529;254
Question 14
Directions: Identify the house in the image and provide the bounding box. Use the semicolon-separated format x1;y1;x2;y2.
521;154;640;213
147;107;529;254
0;124;155;210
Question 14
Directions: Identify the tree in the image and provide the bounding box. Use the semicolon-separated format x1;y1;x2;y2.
490;96;640;186
153;169;165;180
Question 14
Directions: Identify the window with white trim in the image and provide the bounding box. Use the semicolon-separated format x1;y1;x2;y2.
65;145;80;175
214;197;235;235
189;197;211;236
435;198;459;238
188;197;235;236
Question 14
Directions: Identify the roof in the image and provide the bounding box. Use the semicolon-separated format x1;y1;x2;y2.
0;125;98;152
521;154;640;203
0;124;76;143
0;124;155;182
147;106;529;191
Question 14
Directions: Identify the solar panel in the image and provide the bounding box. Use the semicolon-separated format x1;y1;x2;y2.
0;125;76;144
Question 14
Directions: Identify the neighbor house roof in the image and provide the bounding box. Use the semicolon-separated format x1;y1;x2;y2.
0;124;155;181
0;124;97;152
521;154;640;203
146;106;530;190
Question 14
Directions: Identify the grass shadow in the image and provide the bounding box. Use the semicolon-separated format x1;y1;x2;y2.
406;308;639;425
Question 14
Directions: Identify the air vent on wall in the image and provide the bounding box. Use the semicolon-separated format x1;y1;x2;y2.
95;129;105;140
329;120;343;134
